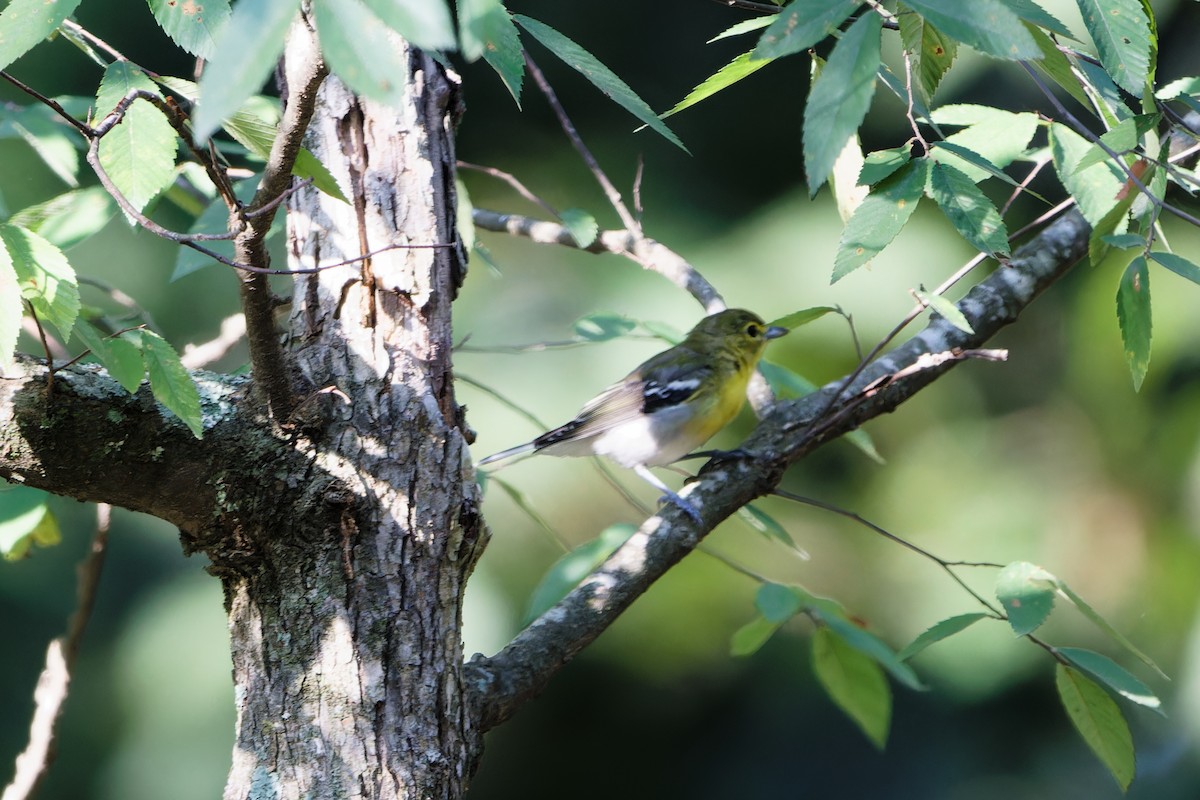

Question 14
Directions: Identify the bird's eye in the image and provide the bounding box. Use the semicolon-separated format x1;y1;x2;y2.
746;324;761;338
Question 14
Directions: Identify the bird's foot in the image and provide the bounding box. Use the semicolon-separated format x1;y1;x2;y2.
658;488;703;525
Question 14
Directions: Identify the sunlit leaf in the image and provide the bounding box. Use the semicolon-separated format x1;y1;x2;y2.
1056;579;1167;679
360;0;455;52
0;485;59;560
995;561;1056;635
0;223;78;342
898;8;958;102
931;141;1049;202
903;0;1039;59
929;105;1039;183
1056;664;1136;791
1027;24;1093;109
0;102;82;186
0;0;82;70
914;286;974;333
148;0;231;59
459;0;523;103
813;626;892;749
708;16;773;45
1074;0;1151;94
821;613;926;690
769;307;839;330
803;13;881;196
95;63;179;215
0;251;20;372
1058;647;1163;714
833;156;927;281
1001;0;1074;37
752;0;860;60
730;615;781;657
858;145;912;186
515;15;685;151
10;187;116;250
927;162;1010;255
897;613;989;661
1116;255;1151;391
660;51;772;120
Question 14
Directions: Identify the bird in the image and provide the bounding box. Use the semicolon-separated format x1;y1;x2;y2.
477;308;789;522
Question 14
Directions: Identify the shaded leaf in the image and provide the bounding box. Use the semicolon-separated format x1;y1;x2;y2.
360;0;455;52
1150;251;1200;286
0;101;82;186
929;105;1040;183
148;0;231;59
927;161;1010;256
752;0;860;60
1056;579;1167;679
730;615;781;657
515;15;685;151
0;0;82;70
803;13;881;196
573;313;635;342
1056;664;1136;791
898;7;958;102
524;524;636;624
821;613;926;691
558;208;597;248
914;286;974;334
660;50;772;120
897;613;989;661
0;223;78;342
314;0;408;107
769;306;839;330
1059;647;1163;714
931;141;1049;202
738;503;797;550
139;329;204;438
1116;255;1151;391
105;333;148;394
1001;0;1074;37
459;0;523;103
10;186;116;250
813;626;892;749
903;0;1040;60
1027;24;1093;109
995;561;1056;635
858;145;912;186
1074;0;1151;94
833;156;928;281
756;582;803;624
1102;233;1146;250
95;62;178;214
1087;193;1135;268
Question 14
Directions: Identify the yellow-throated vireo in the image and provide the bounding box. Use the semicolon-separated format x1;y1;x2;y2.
478;308;788;522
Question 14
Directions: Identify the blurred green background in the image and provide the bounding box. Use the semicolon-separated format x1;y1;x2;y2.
3;0;1200;798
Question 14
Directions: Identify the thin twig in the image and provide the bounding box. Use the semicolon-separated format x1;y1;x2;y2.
709;0;784;13
457;161;560;218
0;71;93;137
3;504;111;800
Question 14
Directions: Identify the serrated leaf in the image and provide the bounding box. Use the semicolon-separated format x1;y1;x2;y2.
915;287;975;333
897;613;989;661
0;102;82;186
1074;0;1151;95
821;613;926;690
0;0;82;70
0;485;58;560
1102;233;1145;250
927;161;1011;256
107;332;149;393
660;50;772;121
730;615;782;657
0;251;20;372
903;0;1040;60
756;582;803;624
148;0;231;59
995;561;1057;635
1056;664;1136;790
514;15;685;151
1074;113;1159;172
769;307;839;330
0;223;78;342
833;155;927;281
95;63;178;215
1077;57;1134;127
139;329;203;437
898;7;958;102
1027;24;1094;110
708;16;773;44
1058;647;1162;714
858;145;912;186
1116;255;1151;391
193;0;300;142
524;524;636;624
10;186;116;250
929;105;1040;183
1150;251;1200;285
831;135;869;221
1087;193;1135;267
803;13;881;196
738;503;795;549
458;0;523;103
752;0;860;60
1001;0;1074;37
1055;579;1167;680
932;141;1049;202
573;313;635;342
558;208;597;248
812;626;892;749
360;0;455;52
314;0;408;107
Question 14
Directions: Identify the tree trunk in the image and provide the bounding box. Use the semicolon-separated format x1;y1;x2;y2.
220;25;485;800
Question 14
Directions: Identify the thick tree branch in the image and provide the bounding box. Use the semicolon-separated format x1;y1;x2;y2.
465;210;1091;731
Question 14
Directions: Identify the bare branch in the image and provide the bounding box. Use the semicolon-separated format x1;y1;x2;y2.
464;210;1091;731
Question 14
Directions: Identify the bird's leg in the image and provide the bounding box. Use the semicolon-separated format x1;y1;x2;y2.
677;448;753;464
633;464;703;525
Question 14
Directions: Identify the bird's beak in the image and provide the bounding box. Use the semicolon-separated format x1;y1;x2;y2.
765;325;788;340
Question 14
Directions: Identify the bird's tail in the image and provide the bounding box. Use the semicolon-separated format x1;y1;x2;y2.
477;441;537;468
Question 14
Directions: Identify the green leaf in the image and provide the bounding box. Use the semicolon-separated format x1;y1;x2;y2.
833;158;928;281
1074;0;1151;94
193;0;300;142
573;313;635;342
1150;251;1200;285
0;223;78;342
0;101;82;186
1056;664;1136;791
148;0;231;59
858;145;912;186
902;0;1040;60
360;0;455;52
1087;194;1135;268
927;161;1010;256
932;141;1049;202
0;0;82;70
1001;0;1074;37
708;16;773;44
737;503;796;549
1027;24;1093;110
1058;647;1163;714
292;148;348;202
524;524;636;624
756;582;803;624
313;0;408;107
10;186;116;250
0;251;20;372
752;0;861;60
558;208;597;248
914;286;974;333
95;62;179;215
812;626;892;749
660;50;772;121
107;332;149;393
1102;233;1146;250
929;105;1040;183
757;360;884;464
995;561;1056;635
1074;113;1159;172
458;0;523;103
138;329;203;437
898;7;959;102
0;485;59;560
897;613;989;661
1055;579;1167;680
769;306;839;330
730;615;782;657
1051;123;1123;226
514;15;685;151
821;613;926;691
1116;255;1151;391
803;13;881;196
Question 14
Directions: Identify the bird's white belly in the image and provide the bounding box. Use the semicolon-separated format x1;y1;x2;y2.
590;405;700;468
